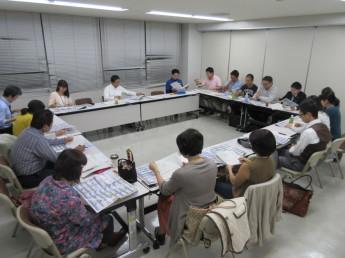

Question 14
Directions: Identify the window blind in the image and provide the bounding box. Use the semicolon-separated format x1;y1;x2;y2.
42;14;103;92
0;11;49;90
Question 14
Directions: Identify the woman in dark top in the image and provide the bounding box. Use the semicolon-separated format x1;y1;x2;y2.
279;81;306;105
320;91;341;139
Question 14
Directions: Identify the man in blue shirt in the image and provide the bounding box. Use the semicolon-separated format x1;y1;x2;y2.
165;69;184;94
0;86;22;134
226;70;242;93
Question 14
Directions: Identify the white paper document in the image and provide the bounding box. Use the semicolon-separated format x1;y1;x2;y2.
272;131;291;145
137;153;186;187
216;150;241;165
74;170;138;213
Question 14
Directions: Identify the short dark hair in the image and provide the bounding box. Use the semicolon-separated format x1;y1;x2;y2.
320;87;340;106
176;129;204;156
319;92;340;106
171;68;180;75
291;81;302;90
56;80;70;97
53;149;87;182
230;70;239;78
111;75;120;82
262;76;273;83
246;74;254;81
249;129;276;156
299;98;319;118
31;109;54;129
21;100;45;115
206;67;214;74
307;95;322;111
321;86;334;96
3;86;22;98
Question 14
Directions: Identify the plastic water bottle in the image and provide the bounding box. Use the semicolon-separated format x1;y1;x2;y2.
244;92;249;103
289;115;294;125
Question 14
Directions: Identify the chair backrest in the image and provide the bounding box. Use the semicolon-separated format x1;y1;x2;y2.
0;164;24;195
16;206;62;258
304;149;328;171
0;177;16;218
245;173;281;193
151;90;164;96
0;134;17;162
332;137;345;153
75;98;93;106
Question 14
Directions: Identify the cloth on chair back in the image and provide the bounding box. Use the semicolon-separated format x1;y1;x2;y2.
244;173;283;246
0;134;17;162
205;197;250;256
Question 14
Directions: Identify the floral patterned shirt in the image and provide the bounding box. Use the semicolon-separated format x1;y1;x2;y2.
30;176;108;254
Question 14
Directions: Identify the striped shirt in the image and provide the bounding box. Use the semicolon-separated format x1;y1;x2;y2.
10;127;64;176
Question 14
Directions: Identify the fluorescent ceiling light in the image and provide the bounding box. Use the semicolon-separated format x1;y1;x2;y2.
8;0;128;12
147;11;233;22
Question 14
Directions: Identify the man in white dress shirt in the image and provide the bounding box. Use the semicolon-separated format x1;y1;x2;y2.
103;75;144;101
252;76;278;104
278;98;331;171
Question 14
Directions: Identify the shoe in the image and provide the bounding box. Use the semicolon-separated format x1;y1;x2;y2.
154;227;166;246
108;228;127;247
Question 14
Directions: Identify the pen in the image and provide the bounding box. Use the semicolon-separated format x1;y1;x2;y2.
278;132;287;136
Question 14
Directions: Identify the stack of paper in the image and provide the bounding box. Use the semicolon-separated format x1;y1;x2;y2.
136;165;157;187
216;150;241;165
74;170;138;213
201;149;223;164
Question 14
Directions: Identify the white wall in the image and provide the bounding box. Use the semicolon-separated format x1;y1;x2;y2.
201;32;230;83
199;25;345;131
181;24;202;87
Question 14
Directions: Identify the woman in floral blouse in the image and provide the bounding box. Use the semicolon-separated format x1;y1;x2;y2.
30;149;126;255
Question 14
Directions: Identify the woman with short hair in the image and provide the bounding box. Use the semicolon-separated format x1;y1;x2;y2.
149;128;218;246
30;149;126;255
215;129;276;199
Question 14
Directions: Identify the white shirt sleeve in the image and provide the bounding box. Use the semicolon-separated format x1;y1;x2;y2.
120;86;136;96
259;86;278;103
103;85;112;101
289;128;319;156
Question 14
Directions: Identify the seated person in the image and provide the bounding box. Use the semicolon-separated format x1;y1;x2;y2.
238;74;258;97
215;129;276;199
252;76;278;104
149;129;217;246
30;149;126;255
13;100;45;136
279;81;306;105
103;75;144;101
226;70;242;93
195;67;222;91
278;98;331;171
320;90;341;139
291;95;330;133
0;85;22;134
9;109;83;188
166;68;184;94
48;80;74;108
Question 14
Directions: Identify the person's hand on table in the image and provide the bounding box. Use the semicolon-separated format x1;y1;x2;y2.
239;157;249;164
294;122;302;127
64;136;73;144
136;92;145;96
226;164;233;175
8;117;16;123
149;162;159;175
55;129;66;137
75;145;86;152
285;123;293;129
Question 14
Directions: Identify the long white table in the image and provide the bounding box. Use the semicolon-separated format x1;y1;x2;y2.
52;92;200;133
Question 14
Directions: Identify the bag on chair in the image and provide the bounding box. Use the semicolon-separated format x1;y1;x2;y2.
282;175;313;217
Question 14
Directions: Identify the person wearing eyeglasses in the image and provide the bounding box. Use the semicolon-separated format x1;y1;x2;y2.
278;98;331;171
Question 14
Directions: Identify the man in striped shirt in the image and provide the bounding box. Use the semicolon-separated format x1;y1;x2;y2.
10;109;84;188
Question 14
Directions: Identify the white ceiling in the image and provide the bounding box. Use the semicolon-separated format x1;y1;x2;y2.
0;0;345;23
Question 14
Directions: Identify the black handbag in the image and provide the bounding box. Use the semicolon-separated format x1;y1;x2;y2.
237;137;252;149
117;149;137;183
